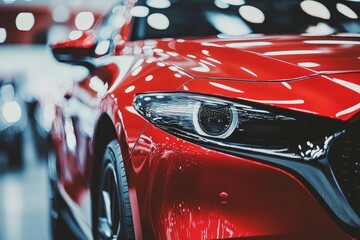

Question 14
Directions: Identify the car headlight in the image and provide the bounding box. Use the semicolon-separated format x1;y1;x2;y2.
134;93;341;161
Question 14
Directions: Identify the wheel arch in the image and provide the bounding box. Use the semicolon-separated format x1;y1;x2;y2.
92;112;132;165
92;113;118;164
91;112;142;239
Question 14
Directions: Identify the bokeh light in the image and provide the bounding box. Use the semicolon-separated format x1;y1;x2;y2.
15;12;35;31
75;12;95;31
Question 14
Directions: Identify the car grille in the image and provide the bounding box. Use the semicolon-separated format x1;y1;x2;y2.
328;132;360;217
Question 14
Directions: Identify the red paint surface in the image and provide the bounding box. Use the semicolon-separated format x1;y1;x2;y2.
50;9;360;238
129;125;352;239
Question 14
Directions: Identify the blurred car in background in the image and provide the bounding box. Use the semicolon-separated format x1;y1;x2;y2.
0;73;27;168
0;45;88;171
0;1;108;171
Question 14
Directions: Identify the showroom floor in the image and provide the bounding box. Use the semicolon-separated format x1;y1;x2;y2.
0;126;50;240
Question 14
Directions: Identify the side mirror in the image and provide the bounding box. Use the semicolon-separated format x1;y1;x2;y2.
51;31;111;69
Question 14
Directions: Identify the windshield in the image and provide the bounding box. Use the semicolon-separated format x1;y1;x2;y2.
130;0;360;40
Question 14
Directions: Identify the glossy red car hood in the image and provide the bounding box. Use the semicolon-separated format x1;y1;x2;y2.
181;72;360;121
128;35;360;120
151;35;360;81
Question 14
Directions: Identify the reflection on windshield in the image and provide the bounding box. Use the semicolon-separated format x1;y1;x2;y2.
131;0;360;40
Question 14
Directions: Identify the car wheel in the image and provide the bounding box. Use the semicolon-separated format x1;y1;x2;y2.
93;139;135;240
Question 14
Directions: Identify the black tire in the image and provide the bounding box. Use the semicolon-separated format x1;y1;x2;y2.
92;139;135;240
8;133;23;169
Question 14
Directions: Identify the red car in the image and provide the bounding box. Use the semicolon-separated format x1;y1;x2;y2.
49;0;360;239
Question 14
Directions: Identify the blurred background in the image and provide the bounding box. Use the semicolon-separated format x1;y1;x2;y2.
0;0;115;239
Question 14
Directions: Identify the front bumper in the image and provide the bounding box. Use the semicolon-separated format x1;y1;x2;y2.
128;124;354;240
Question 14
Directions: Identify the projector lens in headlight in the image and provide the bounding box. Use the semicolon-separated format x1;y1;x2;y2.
194;102;238;138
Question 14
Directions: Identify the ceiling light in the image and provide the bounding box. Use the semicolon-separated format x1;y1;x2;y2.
300;0;331;20
221;0;245;6
214;0;229;9
336;3;358;19
146;0;171;9
130;6;150;17
239;5;265;24
16;12;35;31
52;6;70;23
75;12;95;31
0;28;7;43
147;13;170;30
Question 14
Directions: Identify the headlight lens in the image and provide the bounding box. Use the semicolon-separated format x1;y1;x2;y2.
134;93;339;161
193;102;238;138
